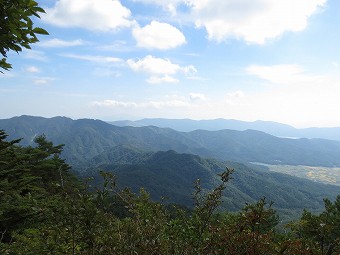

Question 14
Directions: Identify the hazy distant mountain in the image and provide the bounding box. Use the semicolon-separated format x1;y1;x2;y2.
81;146;339;217
109;118;295;134
109;118;340;141
2;115;340;167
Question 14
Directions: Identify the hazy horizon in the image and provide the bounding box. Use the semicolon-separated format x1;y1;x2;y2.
4;114;340;130
2;0;340;128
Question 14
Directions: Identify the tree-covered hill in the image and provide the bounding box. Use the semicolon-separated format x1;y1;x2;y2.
80;146;340;217
0;115;209;165
185;129;340;166
3;115;340;167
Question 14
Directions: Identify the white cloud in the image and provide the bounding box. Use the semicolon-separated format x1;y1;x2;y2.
127;55;196;83
246;64;321;84
34;79;49;85
147;75;179;84
97;41;132;52
38;38;86;48
189;93;207;101
244;79;340;128
26;66;40;73
188;0;326;44
182;65;197;76
148;100;191;108
61;54;123;63
33;77;55;85
89;65;340;127
92;100;138;108
132;0;183;6
133;21;186;49
132;0;325;44
127;55;180;75
24;50;48;61
232;64;340;127
132;0;184;15
227;90;245;98
93;68;121;77
91;99;190;108
332;62;339;68
225;90;246;105
44;0;133;31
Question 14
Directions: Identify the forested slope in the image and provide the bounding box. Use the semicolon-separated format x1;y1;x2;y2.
3;115;340;167
1;132;339;254
80;146;339;214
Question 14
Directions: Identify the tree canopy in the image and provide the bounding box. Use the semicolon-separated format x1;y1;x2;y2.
0;0;48;72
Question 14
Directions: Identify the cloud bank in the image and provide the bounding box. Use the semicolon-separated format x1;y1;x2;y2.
44;0;133;31
134;0;326;44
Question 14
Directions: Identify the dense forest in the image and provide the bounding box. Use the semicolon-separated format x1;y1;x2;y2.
1;130;339;254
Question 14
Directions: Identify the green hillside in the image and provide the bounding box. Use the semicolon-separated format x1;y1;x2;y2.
1;114;340;221
3;115;340;167
1;130;339;254
80;146;339;219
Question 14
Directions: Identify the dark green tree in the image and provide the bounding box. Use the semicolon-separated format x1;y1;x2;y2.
292;196;340;255
0;0;48;72
0;131;71;244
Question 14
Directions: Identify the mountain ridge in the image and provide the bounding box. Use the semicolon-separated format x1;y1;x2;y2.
80;146;339;218
109;118;340;141
2;115;340;167
1;115;339;221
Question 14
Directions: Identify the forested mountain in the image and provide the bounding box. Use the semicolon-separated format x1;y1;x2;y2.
1;115;339;218
2;115;340;167
110;118;340;141
80;146;339;218
0;115;209;165
1;130;339;254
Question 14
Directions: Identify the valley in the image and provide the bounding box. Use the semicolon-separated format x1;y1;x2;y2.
0;115;339;220
254;163;340;186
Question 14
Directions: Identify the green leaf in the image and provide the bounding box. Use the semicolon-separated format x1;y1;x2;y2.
0;58;12;72
32;6;46;14
12;44;22;52
32;27;49;35
0;1;48;72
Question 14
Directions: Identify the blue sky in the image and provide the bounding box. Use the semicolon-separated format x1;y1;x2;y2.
1;0;340;128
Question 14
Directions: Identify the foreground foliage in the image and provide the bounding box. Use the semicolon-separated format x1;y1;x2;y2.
0;131;339;254
0;0;48;72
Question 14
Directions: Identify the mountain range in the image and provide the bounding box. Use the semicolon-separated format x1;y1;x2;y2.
1;115;339;220
2;115;340;167
110;118;340;141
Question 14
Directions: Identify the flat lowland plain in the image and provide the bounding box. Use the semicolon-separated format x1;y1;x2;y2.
256;164;340;186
